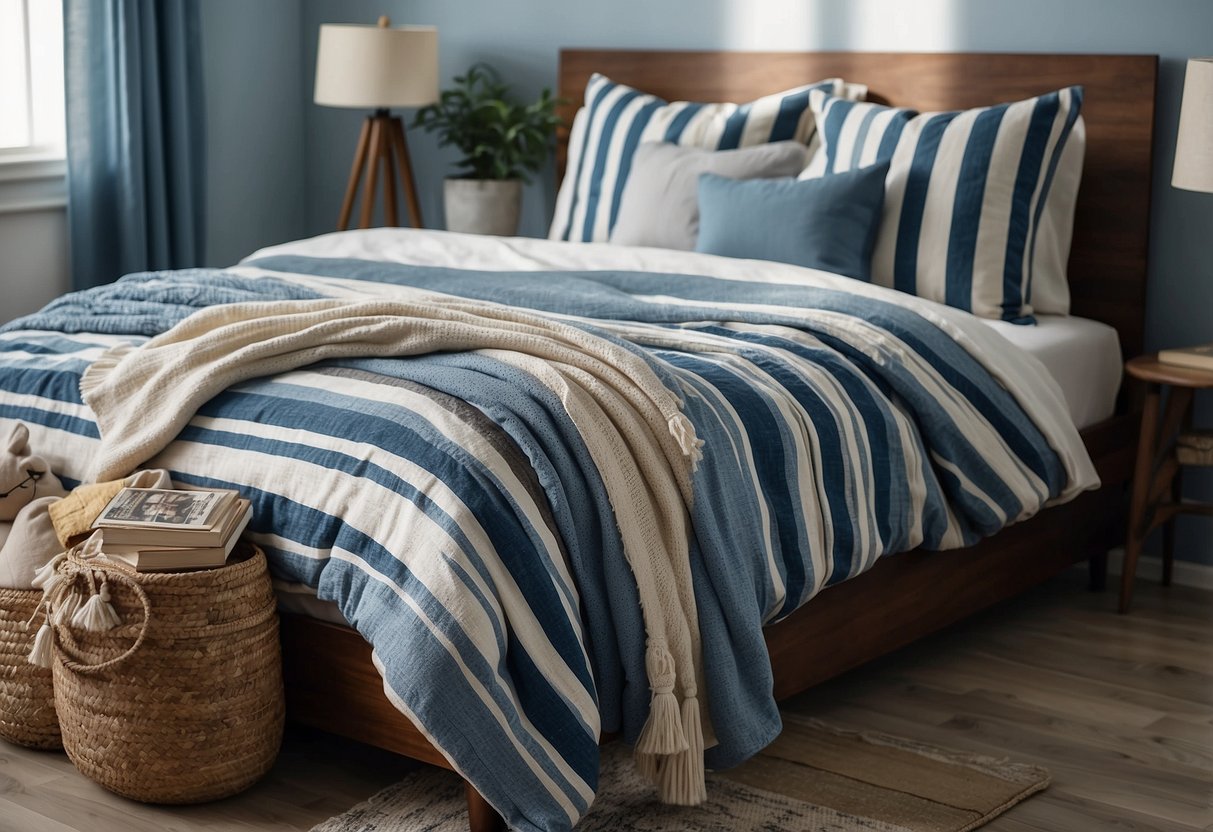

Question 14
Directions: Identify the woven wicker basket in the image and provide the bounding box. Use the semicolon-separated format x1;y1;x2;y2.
0;587;61;750
1177;430;1213;467
50;544;284;804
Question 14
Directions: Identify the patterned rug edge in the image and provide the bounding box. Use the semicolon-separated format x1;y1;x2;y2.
311;719;1050;832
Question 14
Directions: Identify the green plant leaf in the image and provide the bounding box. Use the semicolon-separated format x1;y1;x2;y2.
409;61;563;181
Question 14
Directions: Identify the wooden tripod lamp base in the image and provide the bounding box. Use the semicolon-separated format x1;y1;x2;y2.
314;16;437;230
337;109;424;231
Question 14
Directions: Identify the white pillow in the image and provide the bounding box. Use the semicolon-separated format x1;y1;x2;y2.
609;141;809;251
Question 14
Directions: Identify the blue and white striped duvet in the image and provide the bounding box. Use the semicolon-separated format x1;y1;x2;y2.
0;230;1096;832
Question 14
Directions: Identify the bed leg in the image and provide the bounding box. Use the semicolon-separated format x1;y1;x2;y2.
1088;548;1108;591
465;782;506;832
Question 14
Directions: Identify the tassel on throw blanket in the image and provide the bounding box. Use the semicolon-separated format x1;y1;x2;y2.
78;294;713;802
493;351;711;801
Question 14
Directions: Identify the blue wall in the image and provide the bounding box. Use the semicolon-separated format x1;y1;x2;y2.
200;0;308;268
289;0;1211;563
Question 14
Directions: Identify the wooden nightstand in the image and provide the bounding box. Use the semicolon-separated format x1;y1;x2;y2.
1121;354;1213;612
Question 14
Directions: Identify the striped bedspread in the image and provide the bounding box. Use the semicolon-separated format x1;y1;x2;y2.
0;230;1096;832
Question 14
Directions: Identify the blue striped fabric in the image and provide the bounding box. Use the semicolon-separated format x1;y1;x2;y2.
802;87;1086;323
0;259;1087;831
549;74;847;243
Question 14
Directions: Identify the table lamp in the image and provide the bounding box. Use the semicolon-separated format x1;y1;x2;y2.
314;16;438;230
1157;57;1213;371
1173;57;1213;193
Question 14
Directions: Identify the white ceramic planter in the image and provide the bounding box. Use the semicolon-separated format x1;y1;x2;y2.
443;178;523;237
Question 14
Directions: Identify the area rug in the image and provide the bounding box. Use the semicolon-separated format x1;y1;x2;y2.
310;716;1049;832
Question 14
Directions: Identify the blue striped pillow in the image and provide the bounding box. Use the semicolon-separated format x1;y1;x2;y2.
550;74;849;244
803;87;1086;323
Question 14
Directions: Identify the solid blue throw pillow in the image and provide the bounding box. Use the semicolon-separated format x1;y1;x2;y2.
695;161;889;281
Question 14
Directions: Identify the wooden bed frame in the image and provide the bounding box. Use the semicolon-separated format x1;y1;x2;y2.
279;50;1158;831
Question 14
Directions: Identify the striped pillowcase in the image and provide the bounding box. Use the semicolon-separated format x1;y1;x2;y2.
802;87;1086;323
550;74;849;244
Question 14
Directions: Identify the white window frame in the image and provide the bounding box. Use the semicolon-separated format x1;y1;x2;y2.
0;0;66;213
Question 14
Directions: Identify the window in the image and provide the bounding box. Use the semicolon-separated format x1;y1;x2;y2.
0;0;64;159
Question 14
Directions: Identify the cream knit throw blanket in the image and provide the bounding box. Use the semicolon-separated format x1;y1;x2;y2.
79;295;711;804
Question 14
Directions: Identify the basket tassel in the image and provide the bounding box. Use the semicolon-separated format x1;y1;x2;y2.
31;552;66;595
28;620;53;668
71;579;121;632
79;529;105;559
53;591;81;626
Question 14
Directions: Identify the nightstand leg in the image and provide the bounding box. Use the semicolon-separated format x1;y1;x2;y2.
1162;398;1193;587
1162;466;1179;587
1121;384;1161;613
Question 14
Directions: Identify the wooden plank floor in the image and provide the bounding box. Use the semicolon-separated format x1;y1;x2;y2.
786;569;1213;832
1;568;1209;832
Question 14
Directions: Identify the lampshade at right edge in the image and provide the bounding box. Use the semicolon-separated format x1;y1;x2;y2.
1174;57;1213;194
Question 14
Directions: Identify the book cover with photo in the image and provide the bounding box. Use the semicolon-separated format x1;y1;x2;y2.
95;488;237;530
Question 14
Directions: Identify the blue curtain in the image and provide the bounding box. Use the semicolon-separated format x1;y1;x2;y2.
64;0;206;290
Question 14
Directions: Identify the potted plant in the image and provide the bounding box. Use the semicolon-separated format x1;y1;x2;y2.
413;62;562;236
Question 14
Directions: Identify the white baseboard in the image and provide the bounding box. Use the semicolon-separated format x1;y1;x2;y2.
1106;547;1213;591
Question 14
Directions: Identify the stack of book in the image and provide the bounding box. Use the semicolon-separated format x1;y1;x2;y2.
1158;343;1213;372
91;487;252;572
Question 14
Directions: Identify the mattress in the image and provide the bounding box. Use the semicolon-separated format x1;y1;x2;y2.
980;315;1122;431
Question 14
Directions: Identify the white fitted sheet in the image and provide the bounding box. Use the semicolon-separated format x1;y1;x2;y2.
275;580;346;625
980;315;1122;430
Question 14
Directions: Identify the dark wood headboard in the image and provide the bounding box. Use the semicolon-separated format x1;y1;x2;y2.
557;50;1158;358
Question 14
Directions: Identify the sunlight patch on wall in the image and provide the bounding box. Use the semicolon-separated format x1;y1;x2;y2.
720;0;813;50
830;0;958;50
722;0;959;52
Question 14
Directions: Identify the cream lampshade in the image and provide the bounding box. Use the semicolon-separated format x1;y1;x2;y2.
314;17;439;230
1173;57;1213;193
314;22;438;109
1159;58;1213;391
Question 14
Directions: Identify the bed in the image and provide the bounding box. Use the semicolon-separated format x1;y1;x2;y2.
0;49;1156;832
